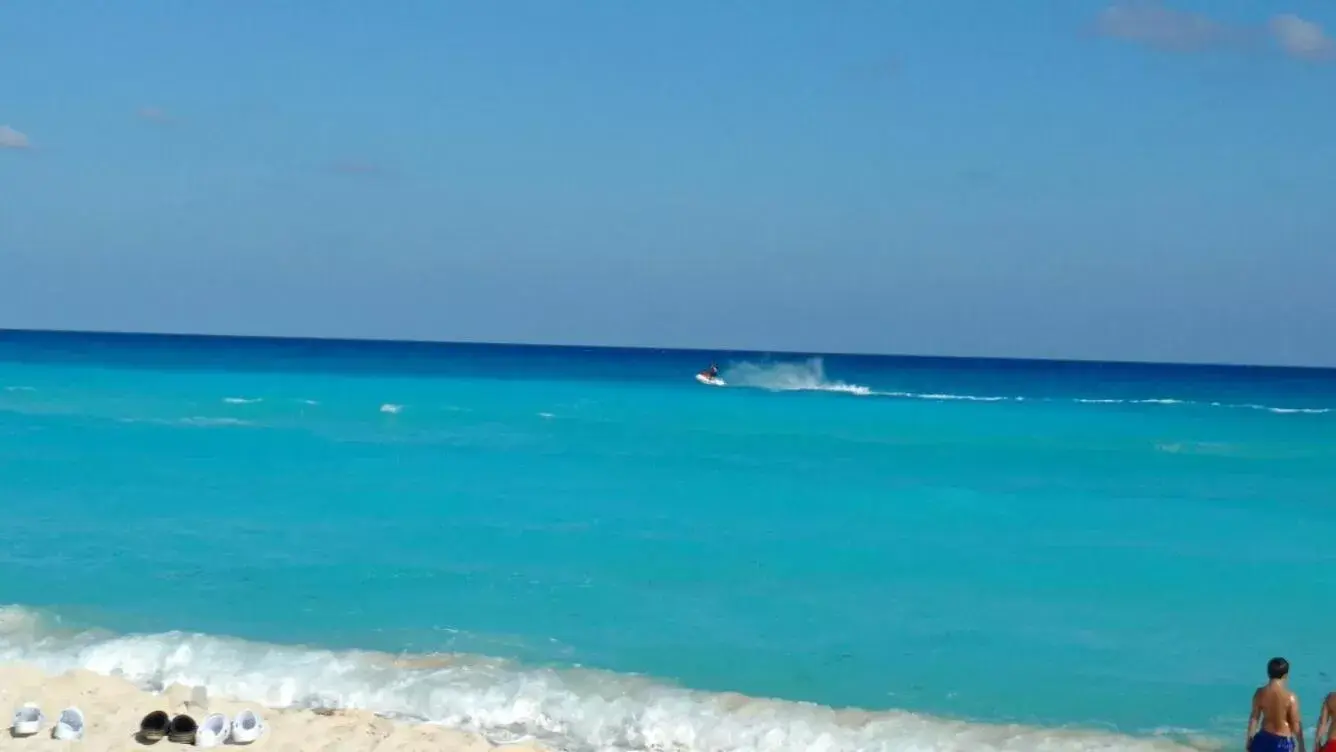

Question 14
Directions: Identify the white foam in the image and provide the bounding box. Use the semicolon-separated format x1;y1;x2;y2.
179;417;252;427
1153;442;1241;457
722;359;873;397
0;607;1213;752
1076;398;1185;406
379;404;403;414
118;416;252;428
223;397;263;405
699;360;1222;408
887;392;1013;403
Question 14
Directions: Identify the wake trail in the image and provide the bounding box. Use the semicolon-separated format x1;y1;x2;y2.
721;358;873;396
712;359;1331;415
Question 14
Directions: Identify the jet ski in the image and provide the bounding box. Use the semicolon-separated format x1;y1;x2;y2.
695;364;725;387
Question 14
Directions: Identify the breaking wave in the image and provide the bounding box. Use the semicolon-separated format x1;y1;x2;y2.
0;606;1213;752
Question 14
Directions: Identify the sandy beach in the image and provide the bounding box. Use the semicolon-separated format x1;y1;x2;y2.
0;663;548;752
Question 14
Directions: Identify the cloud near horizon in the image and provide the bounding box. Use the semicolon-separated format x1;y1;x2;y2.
1095;1;1233;52
1270;14;1336;61
0;125;30;149
1095;1;1333;62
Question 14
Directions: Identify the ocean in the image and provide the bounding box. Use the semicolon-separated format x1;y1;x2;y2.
1;329;1334;751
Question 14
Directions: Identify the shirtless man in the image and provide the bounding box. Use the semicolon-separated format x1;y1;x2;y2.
1313;689;1336;752
1248;657;1304;752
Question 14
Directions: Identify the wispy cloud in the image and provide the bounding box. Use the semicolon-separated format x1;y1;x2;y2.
1095;1;1235;52
136;106;174;124
1095;2;1333;63
1270;14;1336;62
0;125;30;149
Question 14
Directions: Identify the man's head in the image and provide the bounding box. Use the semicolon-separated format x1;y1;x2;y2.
1267;657;1290;680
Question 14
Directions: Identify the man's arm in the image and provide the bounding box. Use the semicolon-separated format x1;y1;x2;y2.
1291;693;1306;752
1248;689;1263;749
1315;695;1329;750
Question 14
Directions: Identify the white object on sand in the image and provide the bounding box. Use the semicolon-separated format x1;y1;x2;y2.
11;703;44;737
54;707;85;740
189;685;209;715
194;713;229;748
229;709;264;744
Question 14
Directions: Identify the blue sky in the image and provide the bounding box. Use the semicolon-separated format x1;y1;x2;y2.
2;1;1333;366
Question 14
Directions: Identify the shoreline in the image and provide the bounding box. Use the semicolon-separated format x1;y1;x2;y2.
0;662;547;751
0;659;1223;752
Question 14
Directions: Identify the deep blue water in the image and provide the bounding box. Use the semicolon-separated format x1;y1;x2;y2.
2;329;1335;752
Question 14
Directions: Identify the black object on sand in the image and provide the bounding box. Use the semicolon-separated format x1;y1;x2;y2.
167;714;199;744
138;710;170;743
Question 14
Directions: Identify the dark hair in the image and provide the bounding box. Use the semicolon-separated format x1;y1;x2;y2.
1268;657;1290;680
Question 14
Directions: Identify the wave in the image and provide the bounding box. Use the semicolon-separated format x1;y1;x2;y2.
223;397;263;405
888;392;1330;414
722;358;873;396
179;417;253;427
716;360;1331;415
886;392;1014;402
380;403;403;414
115;416;254;428
1230;404;1330;415
0;606;1211;752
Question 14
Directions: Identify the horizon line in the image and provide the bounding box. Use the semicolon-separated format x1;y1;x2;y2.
2;326;1333;374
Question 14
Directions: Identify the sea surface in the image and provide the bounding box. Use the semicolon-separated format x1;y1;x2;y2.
2;330;1335;751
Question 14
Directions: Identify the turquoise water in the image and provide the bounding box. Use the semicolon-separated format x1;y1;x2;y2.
2;330;1335;751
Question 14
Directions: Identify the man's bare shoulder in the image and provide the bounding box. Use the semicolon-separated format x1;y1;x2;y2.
1251;683;1294;705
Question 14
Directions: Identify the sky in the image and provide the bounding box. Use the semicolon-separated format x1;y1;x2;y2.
2;1;1334;367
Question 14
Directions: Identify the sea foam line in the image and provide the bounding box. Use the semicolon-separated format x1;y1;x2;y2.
718;359;1331;415
0;606;1214;752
